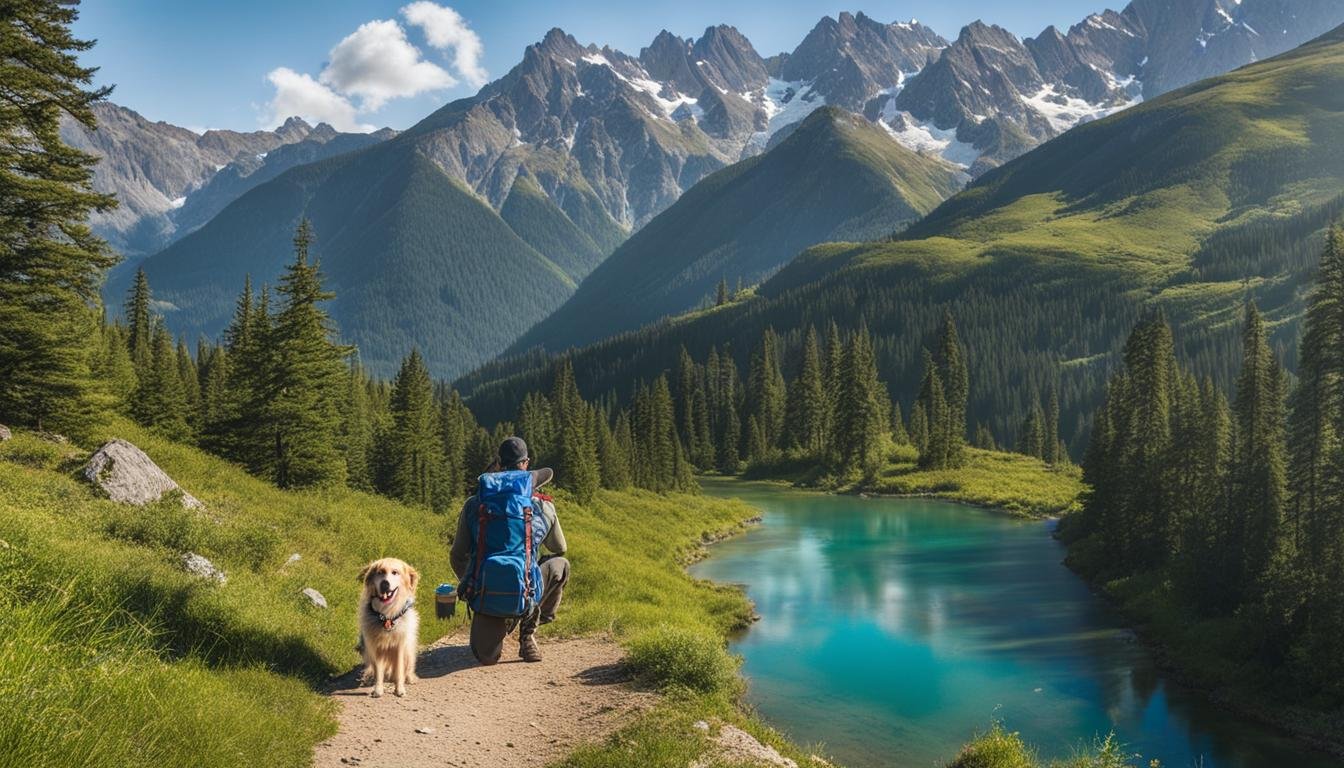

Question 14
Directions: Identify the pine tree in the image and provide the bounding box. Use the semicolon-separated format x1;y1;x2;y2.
784;327;828;454
91;320;137;414
439;389;472;500
125;268;153;374
890;401;909;446
517;391;555;466
835;325;889;477
341;359;374;492
176;337;201;434
747;328;787;453
917;350;950;470
132;322;189;440
908;399;929;454
936;312;969;467
608;409;636;489
383;349;444;509
596;408;629;490
261;222;349;488
823;322;844;458
1017;399;1046;459
974;422;996;450
715;278;729;307
0;1;118;434
1229;303;1288;602
715;353;742;472
1044;384;1061;465
551;359;599;502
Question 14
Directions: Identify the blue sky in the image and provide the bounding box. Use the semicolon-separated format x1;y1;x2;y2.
73;0;1118;133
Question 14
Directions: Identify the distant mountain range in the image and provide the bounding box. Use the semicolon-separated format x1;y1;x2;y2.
86;1;1344;378
61;103;395;256
509;106;966;354
457;22;1344;447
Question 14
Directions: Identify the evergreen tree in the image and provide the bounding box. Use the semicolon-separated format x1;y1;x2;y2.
747;328;787;452
835;325;889;477
517;391;555;466
383;349;444;509
936;312;969;467
715;278;729;307
784;327;828;453
974;422;996;450
91;320;137;414
439;389;472;500
1017;399;1046;459
1044;384;1061;465
1229;303;1288;602
715;353;742;472
176;337;201;433
890;401;909;446
132;322;189;440
342;359;374;492
908;399;930;454
125;268;152;374
595;408;629;490
0;1;118;433
551;359;599;502
917;349;950;470
261;222;349;488
823;322;845;458
608;410;636;489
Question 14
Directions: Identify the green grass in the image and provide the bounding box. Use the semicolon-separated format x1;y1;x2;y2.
747;445;1085;518
949;724;1146;768
0;419;772;768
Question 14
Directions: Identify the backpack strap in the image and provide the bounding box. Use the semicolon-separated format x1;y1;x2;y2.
523;504;535;602
468;503;488;598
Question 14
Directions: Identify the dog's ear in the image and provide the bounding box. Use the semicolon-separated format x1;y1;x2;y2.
358;561;374;584
405;564;420;591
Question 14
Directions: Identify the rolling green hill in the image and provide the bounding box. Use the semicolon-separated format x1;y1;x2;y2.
459;26;1344;448
121;132;625;380
509;107;967;354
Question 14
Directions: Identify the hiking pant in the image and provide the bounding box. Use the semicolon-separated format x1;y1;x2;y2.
469;555;569;665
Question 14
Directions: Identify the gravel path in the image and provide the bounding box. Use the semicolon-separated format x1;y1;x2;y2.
314;634;655;768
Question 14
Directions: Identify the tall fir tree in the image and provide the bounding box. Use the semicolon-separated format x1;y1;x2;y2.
835;325;889;477
132;322;189;440
747;328;787;453
917;349;950;470
936;312;969;467
1229;303;1288;603
383;349;445;509
341;359;374;492
0;0;118;433
125;268;153;374
551;358;599;502
261;221;349;488
783;327;828;454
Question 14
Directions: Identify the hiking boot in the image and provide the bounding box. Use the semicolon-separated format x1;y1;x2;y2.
519;634;542;662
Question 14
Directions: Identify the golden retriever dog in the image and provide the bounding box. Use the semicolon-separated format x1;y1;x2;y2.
357;557;420;697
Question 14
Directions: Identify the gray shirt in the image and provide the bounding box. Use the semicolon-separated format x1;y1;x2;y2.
449;495;566;580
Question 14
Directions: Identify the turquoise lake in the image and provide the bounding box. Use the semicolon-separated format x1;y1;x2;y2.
692;478;1342;768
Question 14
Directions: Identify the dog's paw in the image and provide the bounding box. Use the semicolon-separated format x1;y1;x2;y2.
394;687;407;697
370;688;383;698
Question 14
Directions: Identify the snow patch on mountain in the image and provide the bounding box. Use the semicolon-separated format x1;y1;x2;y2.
745;78;827;149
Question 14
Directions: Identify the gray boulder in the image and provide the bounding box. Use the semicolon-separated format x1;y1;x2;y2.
83;438;203;509
182;552;226;584
302;587;328;609
0;424;10;441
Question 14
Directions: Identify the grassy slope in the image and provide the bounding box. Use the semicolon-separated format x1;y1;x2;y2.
748;444;1085;519
500;173;610;283
0;420;827;768
510;106;966;354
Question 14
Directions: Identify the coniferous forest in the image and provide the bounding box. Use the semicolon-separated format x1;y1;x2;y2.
1065;228;1344;700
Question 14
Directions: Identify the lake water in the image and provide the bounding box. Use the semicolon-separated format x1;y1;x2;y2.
692;478;1341;768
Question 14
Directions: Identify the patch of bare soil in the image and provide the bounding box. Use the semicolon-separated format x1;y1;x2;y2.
314;634;655;768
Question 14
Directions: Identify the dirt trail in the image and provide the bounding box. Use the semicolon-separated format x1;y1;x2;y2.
314;634;655;768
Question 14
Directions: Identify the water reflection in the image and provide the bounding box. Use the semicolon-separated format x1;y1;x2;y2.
692;480;1341;768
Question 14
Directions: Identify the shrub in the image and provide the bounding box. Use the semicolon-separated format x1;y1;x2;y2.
947;723;1036;768
626;625;741;695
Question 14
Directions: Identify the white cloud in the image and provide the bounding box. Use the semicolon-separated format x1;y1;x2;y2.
265;67;373;132
401;2;489;89
319;19;457;111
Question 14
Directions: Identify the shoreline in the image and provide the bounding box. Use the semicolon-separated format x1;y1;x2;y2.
702;474;1344;765
1065;559;1344;763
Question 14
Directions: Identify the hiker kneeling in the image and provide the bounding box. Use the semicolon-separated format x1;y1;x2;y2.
450;437;569;664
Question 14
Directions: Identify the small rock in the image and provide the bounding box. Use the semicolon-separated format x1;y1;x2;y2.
284;552;302;566
302;587;328;608
0;539;9;549
0;424;11;441
182;552;226;584
83;438;203;509
506;742;515;748
692;720;710;732
415;727;434;735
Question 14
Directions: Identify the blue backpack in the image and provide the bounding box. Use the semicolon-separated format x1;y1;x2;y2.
460;470;548;618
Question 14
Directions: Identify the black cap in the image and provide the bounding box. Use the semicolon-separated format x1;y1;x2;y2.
499;436;528;465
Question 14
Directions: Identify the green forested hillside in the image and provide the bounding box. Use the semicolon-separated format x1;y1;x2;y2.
461;26;1344;451
119;135;623;380
509;107;966;354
